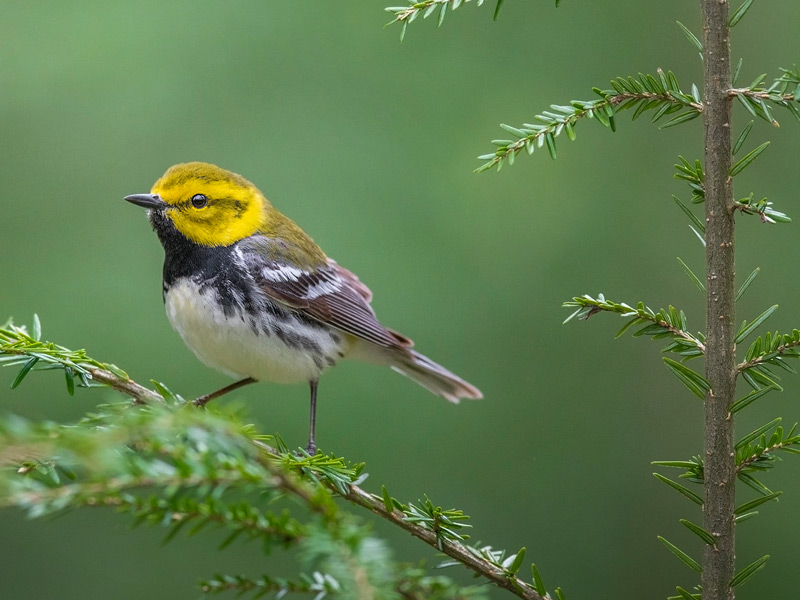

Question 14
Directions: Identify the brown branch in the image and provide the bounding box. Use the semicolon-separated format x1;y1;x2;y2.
701;1;737;599
342;484;546;600
76;370;545;600
87;368;165;405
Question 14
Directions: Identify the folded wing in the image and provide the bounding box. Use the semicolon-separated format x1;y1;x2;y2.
236;235;481;402
237;236;410;348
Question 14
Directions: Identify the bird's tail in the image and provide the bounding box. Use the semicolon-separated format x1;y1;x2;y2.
389;349;482;403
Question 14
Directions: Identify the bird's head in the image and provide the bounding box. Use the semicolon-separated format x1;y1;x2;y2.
125;162;267;247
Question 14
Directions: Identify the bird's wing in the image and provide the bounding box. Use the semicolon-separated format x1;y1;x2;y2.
236;236;411;349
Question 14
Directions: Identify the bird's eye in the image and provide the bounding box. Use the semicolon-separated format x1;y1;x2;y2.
190;194;208;209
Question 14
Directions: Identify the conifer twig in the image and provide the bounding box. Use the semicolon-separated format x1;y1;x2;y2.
341;484;546;600
736;440;798;474
51;365;546;600
736;337;800;373
87;367;164;405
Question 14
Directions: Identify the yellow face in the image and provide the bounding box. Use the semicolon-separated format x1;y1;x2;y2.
152;162;265;247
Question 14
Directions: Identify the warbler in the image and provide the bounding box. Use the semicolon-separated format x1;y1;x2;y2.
125;162;481;452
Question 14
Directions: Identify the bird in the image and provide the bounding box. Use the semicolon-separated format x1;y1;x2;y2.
124;162;482;453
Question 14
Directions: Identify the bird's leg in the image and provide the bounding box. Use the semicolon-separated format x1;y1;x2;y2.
194;377;257;407
305;379;319;454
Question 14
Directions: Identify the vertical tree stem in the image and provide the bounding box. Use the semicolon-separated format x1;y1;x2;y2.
701;1;736;599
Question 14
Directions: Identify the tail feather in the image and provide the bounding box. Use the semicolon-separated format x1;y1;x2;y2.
390;349;482;403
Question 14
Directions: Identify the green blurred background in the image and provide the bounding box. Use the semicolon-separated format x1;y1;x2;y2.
2;1;799;598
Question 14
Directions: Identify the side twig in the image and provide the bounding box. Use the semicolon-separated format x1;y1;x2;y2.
72;368;547;600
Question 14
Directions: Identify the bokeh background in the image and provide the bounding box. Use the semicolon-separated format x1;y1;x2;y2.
2;1;799;598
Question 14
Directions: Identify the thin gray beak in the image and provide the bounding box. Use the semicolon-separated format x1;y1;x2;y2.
124;193;167;210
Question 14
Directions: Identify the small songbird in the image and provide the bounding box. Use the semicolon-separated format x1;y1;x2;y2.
125;162;481;452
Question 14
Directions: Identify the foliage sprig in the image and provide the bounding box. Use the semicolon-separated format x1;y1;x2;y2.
0;317;551;600
730;67;800;125
738;329;800;388
0;317;129;393
199;572;341;599
402;494;472;549
477;71;701;172
563;294;705;357
563;294;714;398
385;0;508;40
674;150;791;225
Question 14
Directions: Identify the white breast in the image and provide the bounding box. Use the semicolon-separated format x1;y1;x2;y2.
164;278;344;384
